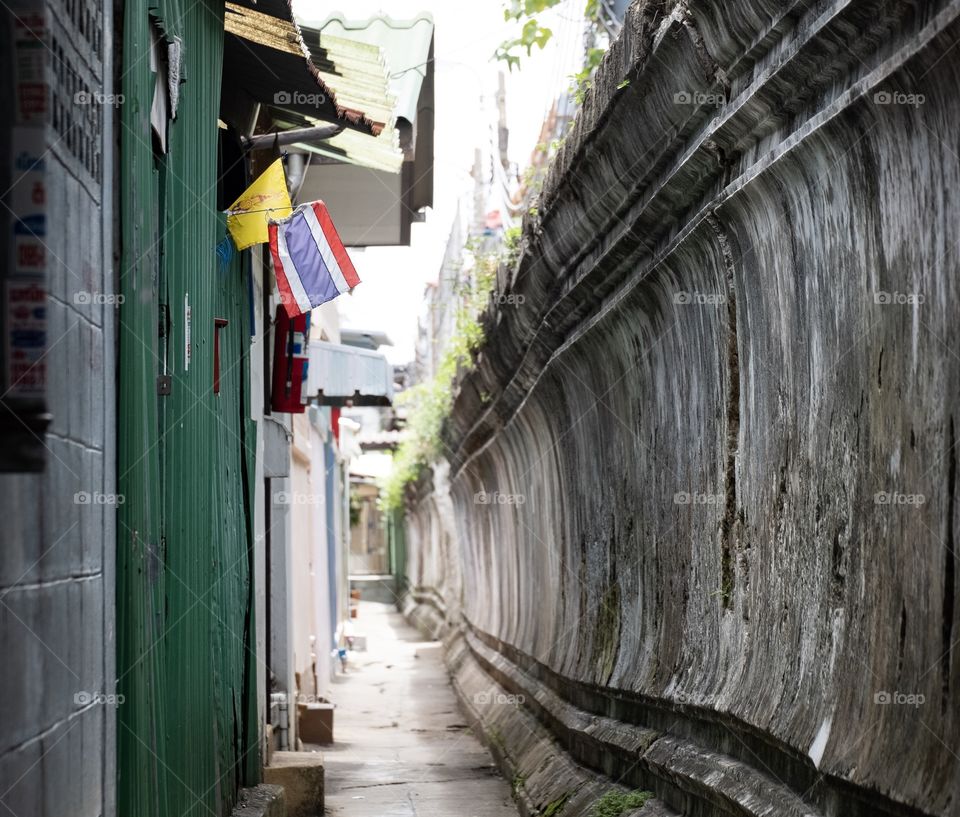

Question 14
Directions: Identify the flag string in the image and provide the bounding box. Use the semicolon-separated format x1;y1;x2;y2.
224;206;295;217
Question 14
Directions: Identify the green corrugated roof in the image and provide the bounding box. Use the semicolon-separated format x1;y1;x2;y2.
276;12;434;173
311;32;395;126
312;13;434;124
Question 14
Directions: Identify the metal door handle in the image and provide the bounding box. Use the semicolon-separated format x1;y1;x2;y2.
213;318;228;394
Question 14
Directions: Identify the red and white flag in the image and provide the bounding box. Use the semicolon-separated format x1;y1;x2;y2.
268;201;360;318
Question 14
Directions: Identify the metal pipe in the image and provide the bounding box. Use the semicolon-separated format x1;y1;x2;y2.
242;124;344;150
246;103;261;140
271;692;289;750
285;153;305;197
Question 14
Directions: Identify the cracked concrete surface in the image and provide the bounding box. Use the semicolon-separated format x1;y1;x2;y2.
316;602;517;817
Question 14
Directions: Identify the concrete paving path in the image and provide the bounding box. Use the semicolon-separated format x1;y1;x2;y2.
316;601;517;816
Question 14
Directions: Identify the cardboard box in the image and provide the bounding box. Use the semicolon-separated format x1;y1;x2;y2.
298;702;334;744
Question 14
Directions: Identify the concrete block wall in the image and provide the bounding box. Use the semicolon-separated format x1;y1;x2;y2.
0;0;115;813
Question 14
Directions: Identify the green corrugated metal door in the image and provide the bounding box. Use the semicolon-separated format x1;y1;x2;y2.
117;1;259;814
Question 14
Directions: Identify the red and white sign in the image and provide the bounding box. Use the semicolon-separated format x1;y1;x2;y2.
5;279;46;397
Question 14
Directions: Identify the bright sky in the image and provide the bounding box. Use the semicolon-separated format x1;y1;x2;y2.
293;0;585;364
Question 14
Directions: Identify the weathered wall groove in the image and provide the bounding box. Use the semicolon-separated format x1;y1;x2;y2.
447;634;683;817
943;417;957;716
407;1;960;815
453;0;960;473
459;620;937;817
707;212;741;609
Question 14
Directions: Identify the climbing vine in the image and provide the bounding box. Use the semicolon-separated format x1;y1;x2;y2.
494;0;564;70
495;0;606;72
570;45;606;103
495;0;620;136
380;248;500;511
382;2;621;511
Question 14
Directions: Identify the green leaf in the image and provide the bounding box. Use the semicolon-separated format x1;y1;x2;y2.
586;47;605;68
380;246;504;511
495;0;564;69
591;790;654;817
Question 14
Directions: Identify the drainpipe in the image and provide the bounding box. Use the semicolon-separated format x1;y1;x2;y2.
285;153;305;200
271;692;289;750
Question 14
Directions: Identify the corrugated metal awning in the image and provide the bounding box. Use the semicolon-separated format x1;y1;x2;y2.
358;430;405;451
307;341;394;407
223;1;383;135
310;14;434;126
284;14;434;179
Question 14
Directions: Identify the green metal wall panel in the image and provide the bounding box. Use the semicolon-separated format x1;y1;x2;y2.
117;1;259;814
388;507;407;593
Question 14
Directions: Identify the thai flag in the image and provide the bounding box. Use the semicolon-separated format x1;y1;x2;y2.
268;201;361;318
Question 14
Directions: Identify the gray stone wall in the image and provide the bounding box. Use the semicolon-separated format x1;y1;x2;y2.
0;0;115;813
411;2;960;815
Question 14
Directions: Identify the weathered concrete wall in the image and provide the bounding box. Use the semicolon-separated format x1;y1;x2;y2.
404;463;462;639
0;0;116;813
409;2;960;815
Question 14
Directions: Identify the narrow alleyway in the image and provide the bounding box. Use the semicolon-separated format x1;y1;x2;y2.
317;602;516;816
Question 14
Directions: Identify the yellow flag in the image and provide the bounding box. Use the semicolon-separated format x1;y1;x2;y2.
226;159;292;250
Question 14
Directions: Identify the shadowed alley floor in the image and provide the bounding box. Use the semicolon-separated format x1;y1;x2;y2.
315;601;517;816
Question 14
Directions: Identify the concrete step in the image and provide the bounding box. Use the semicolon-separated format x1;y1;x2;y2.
264;751;324;817
349;573;399;604
231;784;285;817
